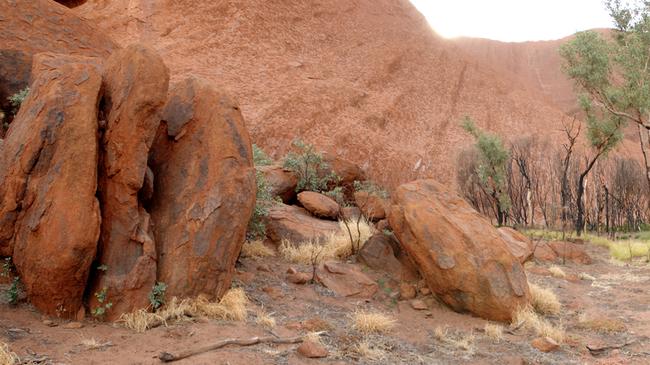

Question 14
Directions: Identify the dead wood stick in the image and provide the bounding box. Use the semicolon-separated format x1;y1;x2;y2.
159;335;304;362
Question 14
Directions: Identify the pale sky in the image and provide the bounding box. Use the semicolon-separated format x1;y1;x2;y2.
410;0;614;42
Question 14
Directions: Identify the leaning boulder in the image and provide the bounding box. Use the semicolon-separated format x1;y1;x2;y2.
0;53;102;317
90;44;169;318
297;191;340;219
358;233;403;279
265;204;340;244
258;165;297;203
498;227;534;263
388;180;530;321
149;77;256;300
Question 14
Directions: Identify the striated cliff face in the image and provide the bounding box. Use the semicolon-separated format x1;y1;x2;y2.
69;0;582;188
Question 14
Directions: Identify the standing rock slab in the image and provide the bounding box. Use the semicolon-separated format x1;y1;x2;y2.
498;227;534;263
90;44;169;319
265;204;340;245
388;180;530;322
297;191;340;219
0;53;102;317
149;77;256;300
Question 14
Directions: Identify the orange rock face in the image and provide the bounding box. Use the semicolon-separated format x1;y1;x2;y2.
388;180;530;321
149;77;256;299
354;191;388;221
258;165;298;203
498;227;534;264
297;191;340;219
548;241;592;265
0;53;102;317
265;204;340;245
90;45;170;318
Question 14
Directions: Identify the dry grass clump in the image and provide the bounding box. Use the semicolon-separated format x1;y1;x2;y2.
548;265;566;279
484;323;504;342
119;289;249;332
432;327;475;352
0;342;19;365
577;313;626;333
279;219;374;264
255;309;276;329
512;306;565;343
240;240;275;258
579;272;596;281
529;283;561;315
350;310;396;334
353;340;387;361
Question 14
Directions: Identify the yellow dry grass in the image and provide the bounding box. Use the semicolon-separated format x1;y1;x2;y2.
119;289;249;333
548;265;567;279
255;309;276;329
513;306;565;343
433;326;475;352
279;219;374;264
350;310;396;334
529;283;561;315
353;340;387;361
579;272;596;281
0;342;19;365
577;313;626;333
484;323;504;342
240;240;275;258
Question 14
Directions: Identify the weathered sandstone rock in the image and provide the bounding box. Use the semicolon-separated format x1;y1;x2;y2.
265;204;340;244
297;191;340;219
388;179;530;321
498;227;534;263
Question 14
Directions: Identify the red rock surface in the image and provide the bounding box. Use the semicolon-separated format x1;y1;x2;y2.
149;77;256;300
315;261;378;298
265;204;340;245
297;191;340;219
498;227;534;263
73;0;580;189
90;45;169;319
0;53;102;317
548;241;592;265
388;179;530;321
258;165;298;203
354;191;388;221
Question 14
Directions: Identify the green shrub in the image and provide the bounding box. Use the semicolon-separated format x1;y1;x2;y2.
324;186;345;206
8;87;29;114
353;180;389;199
253;144;273;166
283;139;337;192
7;277;20;305
149;282;167;310
92;287;113;318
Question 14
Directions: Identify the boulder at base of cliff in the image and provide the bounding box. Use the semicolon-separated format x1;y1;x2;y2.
297;191;340;219
0;53;102;317
388;179;530;322
315;261;378;298
354;191;388;221
149;76;256;300
90;44;169;319
258;165;297;203
265;204;340;245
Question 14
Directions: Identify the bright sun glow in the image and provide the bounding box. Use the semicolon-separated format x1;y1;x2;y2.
410;0;613;42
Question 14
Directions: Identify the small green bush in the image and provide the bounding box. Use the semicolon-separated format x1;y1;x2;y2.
247;145;278;239
353;180;389;199
149;282;167;310
253;144;273;166
8;87;29;114
92;287;113;318
283;139;337;192
7;277;20;305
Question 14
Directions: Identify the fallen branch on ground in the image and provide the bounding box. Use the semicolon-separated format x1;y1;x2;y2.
158;335;305;362
587;339;637;355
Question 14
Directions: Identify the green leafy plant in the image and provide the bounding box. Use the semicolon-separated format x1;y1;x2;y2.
92;287;113;318
248;170;275;239
8;87;29;114
461;117;511;226
149;282;167;310
353;180;389;199
7;277;20;305
1;257;12;278
283;139;337;192
253;144;273;166
324;186;345;206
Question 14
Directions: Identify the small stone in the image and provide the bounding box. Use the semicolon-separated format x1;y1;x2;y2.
419;287;431;296
287;272;311;284
531;337;559;352
257;264;271;272
399;283;416;300
297;340;328;358
63;322;84;329
287;267;298;274
43;320;57;327
262;286;283;300
410;299;428;310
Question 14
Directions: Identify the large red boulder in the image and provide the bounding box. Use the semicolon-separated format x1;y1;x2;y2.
265;204;340;245
354;191;388;221
297;191;340;219
0;53;102;317
90;45;169;318
149;77;256;300
258;165;298;203
498;227;534;263
549;241;592;265
388;180;530;322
